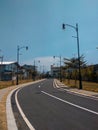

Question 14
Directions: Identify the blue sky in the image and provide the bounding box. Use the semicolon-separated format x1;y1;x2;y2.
0;0;98;71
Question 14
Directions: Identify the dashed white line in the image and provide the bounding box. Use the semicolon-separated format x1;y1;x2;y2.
41;90;98;115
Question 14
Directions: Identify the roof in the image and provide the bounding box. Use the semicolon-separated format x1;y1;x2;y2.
0;61;17;65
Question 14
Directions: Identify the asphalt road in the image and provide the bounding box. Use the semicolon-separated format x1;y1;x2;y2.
12;79;98;130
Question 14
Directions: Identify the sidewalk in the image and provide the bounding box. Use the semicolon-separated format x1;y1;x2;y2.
0;86;16;102
0;85;19;130
55;79;98;99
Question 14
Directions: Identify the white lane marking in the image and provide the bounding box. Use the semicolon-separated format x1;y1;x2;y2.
41;91;98;115
58;87;98;101
65;90;98;101
53;80;56;88
38;85;41;88
15;88;36;130
6;79;46;130
53;79;98;101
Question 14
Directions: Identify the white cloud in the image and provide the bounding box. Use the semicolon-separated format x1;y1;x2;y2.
24;56;58;72
35;56;61;72
23;56;63;72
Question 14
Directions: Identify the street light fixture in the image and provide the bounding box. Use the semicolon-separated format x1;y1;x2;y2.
62;23;82;89
16;45;28;85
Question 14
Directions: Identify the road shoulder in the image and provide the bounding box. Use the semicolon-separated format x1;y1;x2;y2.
54;79;98;99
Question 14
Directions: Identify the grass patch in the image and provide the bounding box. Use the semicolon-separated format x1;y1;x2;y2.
63;79;98;92
0;79;33;89
0;92;8;130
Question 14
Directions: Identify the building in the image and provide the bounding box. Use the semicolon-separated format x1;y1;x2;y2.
22;64;37;79
0;61;40;81
0;61;18;81
51;65;60;78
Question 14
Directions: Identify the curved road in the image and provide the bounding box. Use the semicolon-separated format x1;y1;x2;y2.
12;79;98;130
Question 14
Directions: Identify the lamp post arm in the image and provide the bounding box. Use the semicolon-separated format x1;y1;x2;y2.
65;24;76;30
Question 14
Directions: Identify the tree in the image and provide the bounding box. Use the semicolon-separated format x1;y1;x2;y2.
63;55;86;85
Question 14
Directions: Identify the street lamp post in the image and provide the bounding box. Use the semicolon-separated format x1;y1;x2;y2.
62;23;82;89
16;45;28;85
33;60;36;81
33;60;40;81
59;56;62;82
53;56;62;82
0;56;3;81
0;50;3;81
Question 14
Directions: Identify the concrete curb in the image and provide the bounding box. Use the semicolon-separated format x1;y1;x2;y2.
6;87;19;130
6;80;45;130
54;79;98;99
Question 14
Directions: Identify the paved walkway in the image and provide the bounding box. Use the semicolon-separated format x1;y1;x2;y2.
0;87;15;102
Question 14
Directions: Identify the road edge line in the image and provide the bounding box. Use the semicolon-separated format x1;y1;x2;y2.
54;79;98;100
15;88;35;130
6;79;46;130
